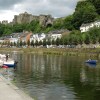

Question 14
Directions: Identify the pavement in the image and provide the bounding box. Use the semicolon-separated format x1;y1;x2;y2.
0;74;34;100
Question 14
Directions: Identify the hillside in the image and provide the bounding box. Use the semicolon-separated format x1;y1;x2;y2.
0;0;100;36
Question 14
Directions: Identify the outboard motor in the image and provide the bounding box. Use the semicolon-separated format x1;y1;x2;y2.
14;61;18;70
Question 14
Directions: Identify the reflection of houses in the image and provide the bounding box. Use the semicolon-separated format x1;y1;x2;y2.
80;20;100;32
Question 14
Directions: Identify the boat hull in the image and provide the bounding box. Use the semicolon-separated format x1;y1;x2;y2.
0;54;18;68
3;61;18;68
3;64;16;67
85;60;97;64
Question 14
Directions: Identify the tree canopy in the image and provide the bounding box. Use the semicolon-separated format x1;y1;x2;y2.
72;1;98;29
0;0;99;36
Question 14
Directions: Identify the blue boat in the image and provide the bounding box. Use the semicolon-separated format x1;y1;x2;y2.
85;59;97;64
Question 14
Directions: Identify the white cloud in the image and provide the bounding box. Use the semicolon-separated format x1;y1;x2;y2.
0;10;18;22
0;0;79;22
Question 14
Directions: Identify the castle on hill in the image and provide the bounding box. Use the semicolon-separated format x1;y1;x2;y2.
1;12;54;27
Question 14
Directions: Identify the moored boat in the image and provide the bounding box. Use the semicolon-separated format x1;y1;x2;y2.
3;60;17;68
85;59;97;64
0;54;18;68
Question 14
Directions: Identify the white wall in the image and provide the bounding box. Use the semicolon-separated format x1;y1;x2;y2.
80;21;100;33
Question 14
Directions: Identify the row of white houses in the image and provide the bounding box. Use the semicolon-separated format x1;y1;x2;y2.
80;20;100;32
0;31;62;44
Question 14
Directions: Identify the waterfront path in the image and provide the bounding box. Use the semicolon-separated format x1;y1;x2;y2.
0;74;33;100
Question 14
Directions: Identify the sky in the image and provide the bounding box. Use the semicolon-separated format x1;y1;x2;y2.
0;0;79;22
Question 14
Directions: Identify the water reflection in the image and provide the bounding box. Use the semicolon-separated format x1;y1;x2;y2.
14;54;81;100
85;63;96;68
1;53;100;100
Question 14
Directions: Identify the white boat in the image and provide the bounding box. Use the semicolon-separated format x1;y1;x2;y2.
0;54;17;68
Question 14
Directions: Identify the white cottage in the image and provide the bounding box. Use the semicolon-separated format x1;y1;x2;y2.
30;33;46;43
80;20;100;33
9;38;18;43
50;33;62;40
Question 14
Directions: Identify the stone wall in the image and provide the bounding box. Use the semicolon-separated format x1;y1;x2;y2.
13;12;38;24
39;14;54;27
12;12;54;27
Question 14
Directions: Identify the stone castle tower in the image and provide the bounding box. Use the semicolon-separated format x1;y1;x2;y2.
13;12;54;27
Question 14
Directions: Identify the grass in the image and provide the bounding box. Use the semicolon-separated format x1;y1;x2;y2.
0;47;100;57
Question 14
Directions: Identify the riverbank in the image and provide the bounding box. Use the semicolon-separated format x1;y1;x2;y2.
0;47;100;57
0;72;33;100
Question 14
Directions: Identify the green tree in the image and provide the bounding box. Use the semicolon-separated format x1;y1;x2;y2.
0;24;5;36
83;33;91;44
60;37;64;45
17;41;20;47
38;40;43;46
19;40;23;47
30;40;34;47
47;39;51;45
56;38;60;46
51;39;56;45
27;40;30;46
10;42;14;47
87;0;100;15
27;20;41;32
13;42;16;47
13;24;24;32
23;41;26;46
53;18;64;29
64;37;70;45
63;15;74;30
43;39;46;46
72;1;98;29
35;40;38;47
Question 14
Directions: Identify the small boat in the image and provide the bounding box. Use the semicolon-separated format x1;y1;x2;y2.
0;54;18;68
85;59;97;64
3;60;18;68
2;65;9;68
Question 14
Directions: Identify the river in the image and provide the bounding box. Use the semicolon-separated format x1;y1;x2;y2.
1;52;100;100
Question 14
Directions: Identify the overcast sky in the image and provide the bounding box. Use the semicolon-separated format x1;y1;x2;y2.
0;0;78;22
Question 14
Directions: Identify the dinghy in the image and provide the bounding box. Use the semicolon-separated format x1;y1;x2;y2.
85;59;97;64
0;54;18;68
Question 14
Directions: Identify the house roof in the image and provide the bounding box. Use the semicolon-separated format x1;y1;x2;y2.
80;20;100;27
81;23;91;27
10;32;22;38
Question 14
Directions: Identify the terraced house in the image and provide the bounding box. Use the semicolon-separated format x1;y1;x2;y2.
80;20;100;33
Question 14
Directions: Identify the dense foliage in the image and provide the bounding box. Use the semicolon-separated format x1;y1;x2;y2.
72;1;98;29
0;0;99;35
0;0;100;47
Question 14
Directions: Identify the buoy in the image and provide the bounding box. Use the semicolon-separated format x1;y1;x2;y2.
2;65;9;68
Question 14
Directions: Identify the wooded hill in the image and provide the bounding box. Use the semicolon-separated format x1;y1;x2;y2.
0;0;100;36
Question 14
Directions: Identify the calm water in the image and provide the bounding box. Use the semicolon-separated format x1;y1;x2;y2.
1;52;100;100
